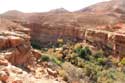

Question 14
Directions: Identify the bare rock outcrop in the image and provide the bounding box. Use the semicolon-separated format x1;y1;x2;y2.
85;25;125;57
0;17;36;65
0;57;66;83
0;30;34;65
0;18;66;83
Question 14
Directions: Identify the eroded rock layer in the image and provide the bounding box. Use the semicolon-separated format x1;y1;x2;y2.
0;30;33;66
0;20;66;83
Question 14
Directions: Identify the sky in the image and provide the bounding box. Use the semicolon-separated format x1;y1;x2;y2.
0;0;110;13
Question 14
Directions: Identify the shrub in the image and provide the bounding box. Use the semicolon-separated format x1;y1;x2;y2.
84;46;92;55
93;50;104;58
97;57;107;65
38;54;62;65
75;46;92;60
74;43;82;50
39;55;50;62
31;40;41;49
96;68;124;83
51;57;62;65
76;57;85;67
83;62;101;82
58;69;68;81
120;58;125;65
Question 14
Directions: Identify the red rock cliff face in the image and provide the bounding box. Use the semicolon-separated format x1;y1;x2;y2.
0;0;125;56
0;30;34;65
26;23;81;44
85;25;125;57
18;13;85;47
0;18;35;65
0;18;66;83
1;9;119;46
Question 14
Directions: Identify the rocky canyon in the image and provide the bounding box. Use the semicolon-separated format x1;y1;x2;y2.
0;0;125;83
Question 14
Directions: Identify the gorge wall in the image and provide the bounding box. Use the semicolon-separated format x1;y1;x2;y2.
22;21;125;56
25;23;81;44
85;28;125;56
12;14;123;57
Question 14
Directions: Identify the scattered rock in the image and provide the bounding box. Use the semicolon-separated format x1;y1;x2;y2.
0;71;9;82
0;58;8;66
32;49;41;60
12;80;23;83
8;36;24;47
47;68;58;77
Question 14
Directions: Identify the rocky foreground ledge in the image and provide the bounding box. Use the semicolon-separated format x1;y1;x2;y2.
0;29;34;83
0;29;33;65
0;29;65;83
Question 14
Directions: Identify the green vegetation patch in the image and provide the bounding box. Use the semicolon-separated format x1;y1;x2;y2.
35;41;125;83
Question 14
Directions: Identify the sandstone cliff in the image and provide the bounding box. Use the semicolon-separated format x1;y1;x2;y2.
0;0;125;55
0;18;66;83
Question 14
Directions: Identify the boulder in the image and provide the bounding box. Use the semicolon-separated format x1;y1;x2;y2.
12;80;23;83
8;36;24;47
0;58;8;66
32;49;41;60
47;68;58;77
0;36;8;49
0;71;9;82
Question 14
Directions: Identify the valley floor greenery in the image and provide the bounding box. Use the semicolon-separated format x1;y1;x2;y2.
33;39;125;83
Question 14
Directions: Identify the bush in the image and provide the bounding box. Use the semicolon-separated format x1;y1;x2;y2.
93;50;104;58
96;68;125;83
76;57;85;67
75;46;92;60
38;54;62;65
120;58;125;65
74;43;82;50
51;57;62;65
83;62;101;82
58;69;68;81
97;57;107;65
39;55;50;62
31;40;41;49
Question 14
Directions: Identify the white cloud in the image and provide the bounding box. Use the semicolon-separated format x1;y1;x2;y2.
0;0;110;13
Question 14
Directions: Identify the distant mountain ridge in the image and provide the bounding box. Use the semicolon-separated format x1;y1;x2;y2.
3;10;24;15
48;8;70;13
78;0;125;14
1;0;125;26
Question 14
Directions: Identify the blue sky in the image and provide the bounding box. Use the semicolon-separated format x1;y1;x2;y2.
0;0;110;13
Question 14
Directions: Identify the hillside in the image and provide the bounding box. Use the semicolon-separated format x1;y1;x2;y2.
78;0;125;14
